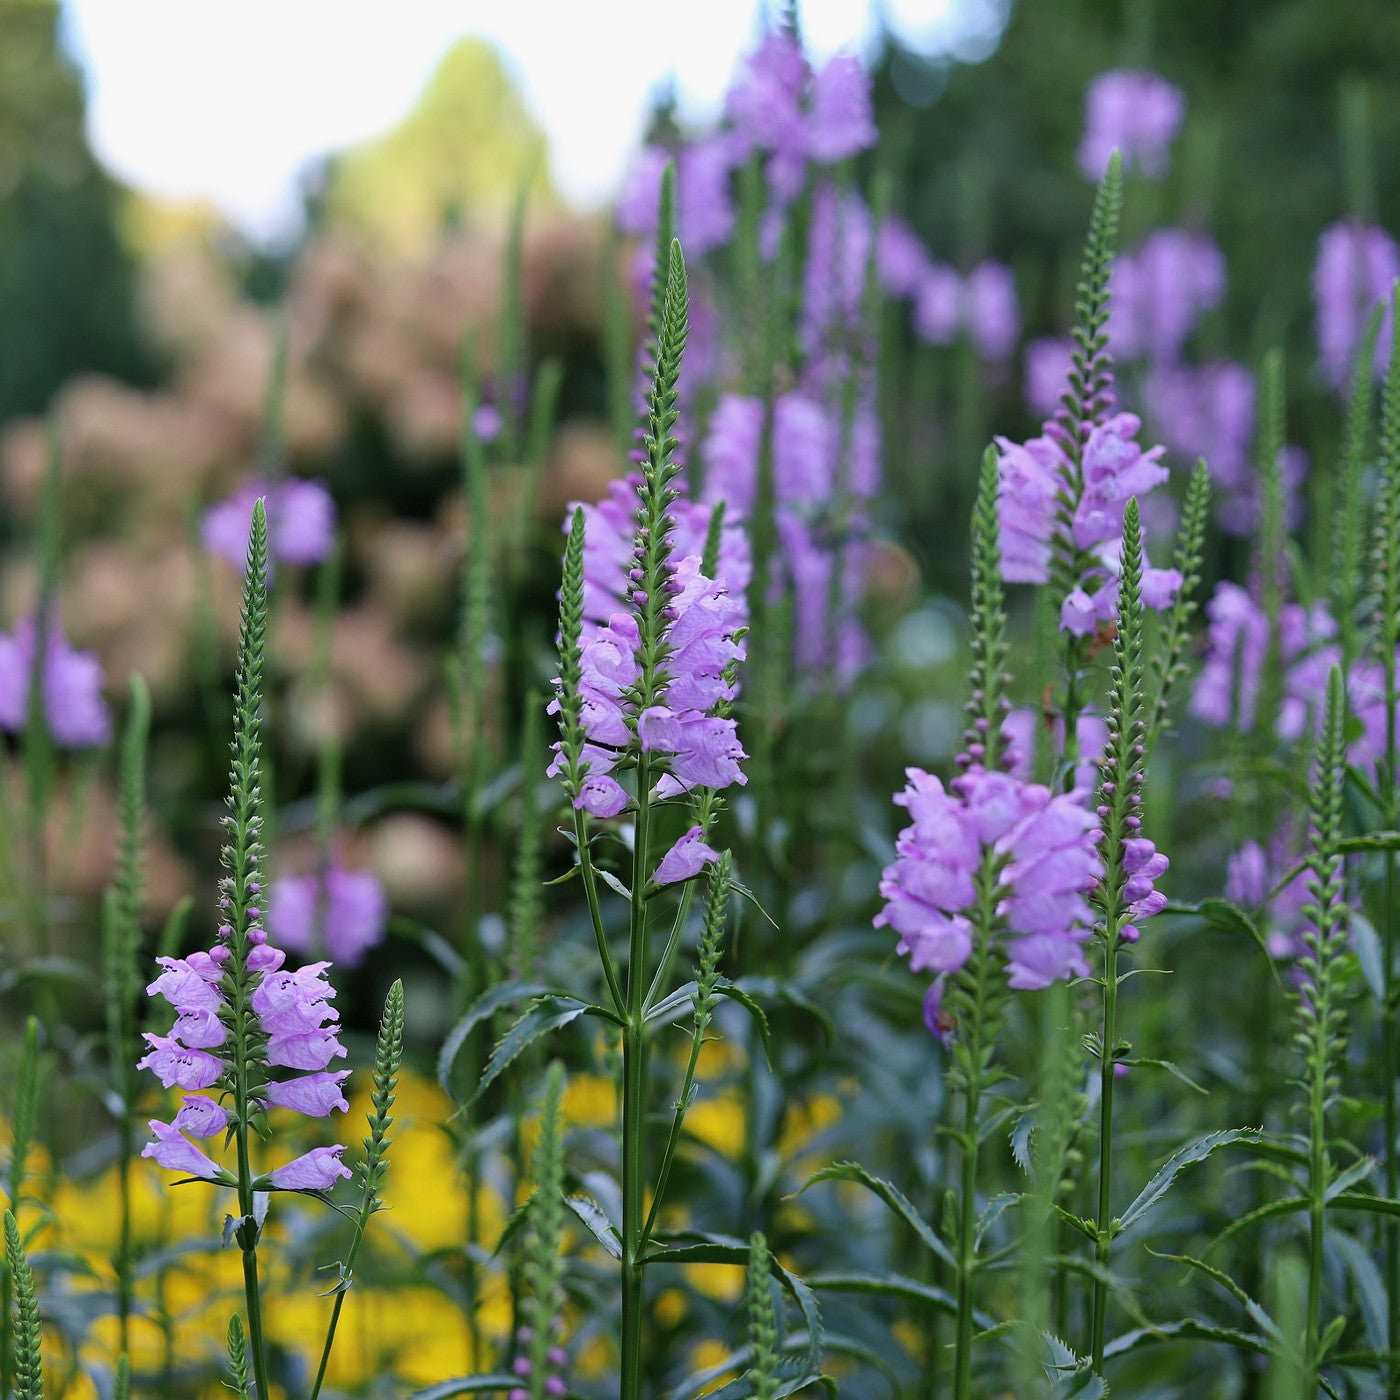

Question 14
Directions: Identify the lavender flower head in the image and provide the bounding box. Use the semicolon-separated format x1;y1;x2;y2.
0;617;110;747
269;853;389;969
996;413;1181;634
1109;230;1226;365
876;765;1102;1020
203;478;336;571
1312;220;1400;389
1077;69;1185;180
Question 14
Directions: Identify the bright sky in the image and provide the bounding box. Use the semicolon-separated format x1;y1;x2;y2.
61;0;1000;245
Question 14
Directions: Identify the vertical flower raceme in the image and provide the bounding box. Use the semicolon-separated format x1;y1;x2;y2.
876;766;1102;1012
995;155;1181;637
139;500;352;1196
203;478;336;572
1076;69;1185;181
0;617;110;747
1313;220;1399;389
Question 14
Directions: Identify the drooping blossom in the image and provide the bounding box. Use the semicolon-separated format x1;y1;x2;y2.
876;767;1102;1011
269;856;389;969
653;825;721;887
0;618;110;747
202;479;336;571
1312;220;1400;389
1077;69;1185;181
1109;230;1226;364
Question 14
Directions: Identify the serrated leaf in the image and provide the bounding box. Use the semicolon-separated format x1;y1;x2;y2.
1119;1056;1208;1095
1103;1318;1272;1362
565;1193;622;1259
436;981;554;1093
797;1160;955;1270
1118;1129;1262;1230
470;997;621;1106
647;1230;823;1372
1324;1156;1376;1201
646;980;699;1025
1328;1226;1387;1351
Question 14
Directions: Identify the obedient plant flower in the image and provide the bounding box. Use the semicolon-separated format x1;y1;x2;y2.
1109;230;1226;365
876;766;1102;999
268;853;389;969
1077;69;1185;180
996;156;1181;635
963;262;1020;363
0;617;110;747
618;138;737;260
1313;220;1399;388
139;499;352;1197
203;477;336;571
1226;832;1313;960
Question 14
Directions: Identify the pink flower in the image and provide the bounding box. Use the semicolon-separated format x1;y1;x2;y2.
653;826;720;887
266;1146;352;1192
141;1121;228;1181
202;480;335;571
0;619;110;747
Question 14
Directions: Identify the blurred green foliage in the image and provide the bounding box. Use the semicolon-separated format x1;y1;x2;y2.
0;0;151;423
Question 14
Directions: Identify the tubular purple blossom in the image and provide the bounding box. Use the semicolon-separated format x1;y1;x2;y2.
202;478;336;571
1077;69;1185;180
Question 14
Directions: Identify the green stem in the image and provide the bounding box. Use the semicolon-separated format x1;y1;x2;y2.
1382;646;1398;1391
308;1209;372;1400
952;1076;982;1400
1090;932;1119;1374
234;1121;272;1400
620;753;653;1400
572;807;626;1014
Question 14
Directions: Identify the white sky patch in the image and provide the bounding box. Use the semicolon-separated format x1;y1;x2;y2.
61;0;977;244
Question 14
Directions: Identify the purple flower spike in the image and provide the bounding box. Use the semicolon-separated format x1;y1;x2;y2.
266;1145;352;1192
0;619;111;748
806;52;877;164
653;826;721;888
142;1121;229;1181
1077;69;1185;181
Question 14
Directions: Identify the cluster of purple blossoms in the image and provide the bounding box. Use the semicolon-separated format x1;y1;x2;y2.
996;412;1182;635
875;765;1103;1032
1226;829;1313;961
1189;582;1336;733
550;487;749;885
1077;69;1185;181
203;478;336;572
138;920;353;1191
1312;219;1400;389
0;617;110;747
268;851;389;969
724;30;876;211
876;216;1020;362
702;388;877;679
1109;230;1226;365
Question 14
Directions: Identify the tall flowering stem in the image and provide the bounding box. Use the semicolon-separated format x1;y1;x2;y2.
1087;498;1167;1372
1369;285;1400;1381
1051;152;1122;781
1295;669;1349;1393
224;499;276;1400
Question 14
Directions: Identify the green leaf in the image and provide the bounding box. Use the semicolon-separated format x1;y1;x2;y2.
469;996;622;1106
403;1378;527;1398
1103;1318;1272;1362
1118;1128;1262;1230
1150;1249;1285;1346
565;1193;621;1259
491;1189;537;1258
1119;1056;1209;1095
436;980;554;1093
647;1230;824;1373
1338;830;1400;853
1165;899;1275;966
797;1161;956;1270
731;974;836;1048
1351;912;1385;1003
806;1270;962;1319
1324;1156;1377;1201
714;978;772;1062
